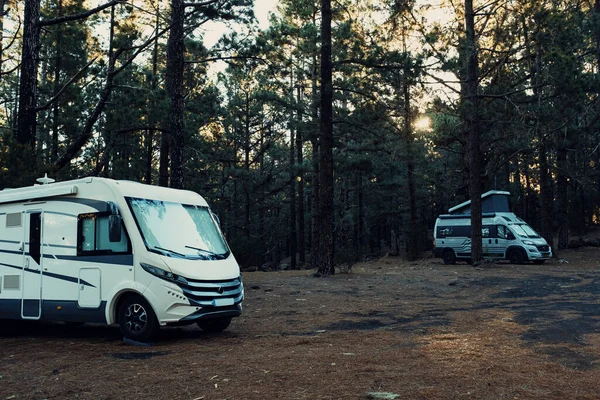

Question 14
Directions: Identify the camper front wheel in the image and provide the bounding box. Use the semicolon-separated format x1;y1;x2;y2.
197;317;232;333
118;295;159;342
508;249;525;265
442;250;456;265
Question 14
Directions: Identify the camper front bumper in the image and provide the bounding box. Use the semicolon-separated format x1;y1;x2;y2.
145;274;244;326
525;244;552;260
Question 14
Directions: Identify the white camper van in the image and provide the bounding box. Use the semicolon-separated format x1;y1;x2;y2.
433;191;552;265
0;176;243;341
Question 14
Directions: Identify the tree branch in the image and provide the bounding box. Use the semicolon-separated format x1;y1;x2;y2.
39;0;123;27
183;0;219;7
35;57;97;112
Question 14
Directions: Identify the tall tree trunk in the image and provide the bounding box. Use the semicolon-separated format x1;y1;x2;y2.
145;4;160;184
166;0;185;189
51;0;63;161
289;72;297;269
556;145;569;251
16;0;41;150
403;63;418;261
0;0;7;82
310;52;320;270
317;0;334;275
296;84;305;265
243;92;251;237
463;0;483;264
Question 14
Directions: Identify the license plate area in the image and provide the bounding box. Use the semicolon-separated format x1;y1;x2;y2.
212;298;234;307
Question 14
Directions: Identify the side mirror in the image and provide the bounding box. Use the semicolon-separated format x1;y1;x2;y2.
109;215;122;242
507;232;515;241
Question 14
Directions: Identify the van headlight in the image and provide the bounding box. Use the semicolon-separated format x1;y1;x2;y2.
522;240;534;245
140;263;188;285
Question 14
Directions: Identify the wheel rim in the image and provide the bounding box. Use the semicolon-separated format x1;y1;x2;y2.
124;303;147;333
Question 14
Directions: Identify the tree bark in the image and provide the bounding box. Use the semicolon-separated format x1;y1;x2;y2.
16;0;41;149
166;0;186;189
317;0;334;275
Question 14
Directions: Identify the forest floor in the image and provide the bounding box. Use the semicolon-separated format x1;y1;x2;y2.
2;247;600;399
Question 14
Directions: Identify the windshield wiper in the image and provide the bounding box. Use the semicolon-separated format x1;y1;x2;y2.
150;246;186;258
185;245;224;259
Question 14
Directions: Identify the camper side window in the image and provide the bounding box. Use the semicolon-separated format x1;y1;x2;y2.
78;214;130;255
497;225;507;239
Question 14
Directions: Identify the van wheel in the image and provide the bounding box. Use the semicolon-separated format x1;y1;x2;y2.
118;295;158;342
442;250;456;265
197;317;232;333
508;249;524;265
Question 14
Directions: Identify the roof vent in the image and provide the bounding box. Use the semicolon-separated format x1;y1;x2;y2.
36;173;55;185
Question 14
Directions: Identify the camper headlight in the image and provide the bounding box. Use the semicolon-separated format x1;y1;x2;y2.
140;263;188;285
522;240;534;245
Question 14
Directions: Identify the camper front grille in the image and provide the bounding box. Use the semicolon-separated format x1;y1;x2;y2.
175;276;243;307
536;245;549;252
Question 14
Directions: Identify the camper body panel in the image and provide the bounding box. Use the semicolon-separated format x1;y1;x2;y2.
433;212;552;264
0;178;243;337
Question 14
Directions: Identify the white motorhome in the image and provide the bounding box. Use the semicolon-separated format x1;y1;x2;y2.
0;176;243;341
433;191;552;265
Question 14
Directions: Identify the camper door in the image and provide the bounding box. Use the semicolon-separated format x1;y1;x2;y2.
22;210;43;319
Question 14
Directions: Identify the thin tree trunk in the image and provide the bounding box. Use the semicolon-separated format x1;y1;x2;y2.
296;84;305;265
166;0;185;189
145;4;160;184
310;51;320;270
51;0;63;161
403;57;418;261
556;145;569;251
0;0;7;82
317;0;334;275
289;70;297;269
243;92;250;237
463;0;483;264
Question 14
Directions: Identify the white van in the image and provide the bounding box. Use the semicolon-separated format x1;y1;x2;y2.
0;176;243;341
433;212;552;265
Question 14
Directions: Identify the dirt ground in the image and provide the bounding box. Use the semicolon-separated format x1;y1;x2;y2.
2;248;600;400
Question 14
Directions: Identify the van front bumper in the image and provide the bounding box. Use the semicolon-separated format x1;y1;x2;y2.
525;245;552;260
145;275;243;326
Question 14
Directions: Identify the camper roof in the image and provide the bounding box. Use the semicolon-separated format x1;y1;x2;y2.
448;190;511;214
0;181;78;205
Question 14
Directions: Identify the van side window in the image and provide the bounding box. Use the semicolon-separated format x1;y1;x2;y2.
482;227;490;238
438;227;453;237
78;214;130;255
497;225;507;239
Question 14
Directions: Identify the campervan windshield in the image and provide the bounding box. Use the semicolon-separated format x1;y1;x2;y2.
510;224;541;239
127;197;229;260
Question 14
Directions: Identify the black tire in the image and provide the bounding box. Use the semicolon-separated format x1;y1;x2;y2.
118;295;159;342
533;260;545;265
508;249;524;265
197;317;232;333
442;250;456;265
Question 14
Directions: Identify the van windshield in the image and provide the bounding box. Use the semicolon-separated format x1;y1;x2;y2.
126;197;229;260
510;224;541;239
